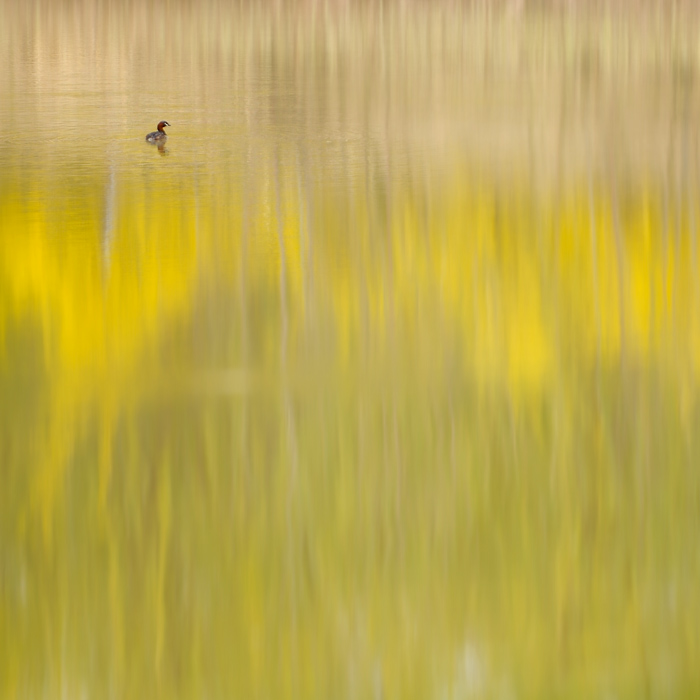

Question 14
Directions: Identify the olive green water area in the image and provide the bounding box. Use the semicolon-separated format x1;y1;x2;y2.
2;1;700;697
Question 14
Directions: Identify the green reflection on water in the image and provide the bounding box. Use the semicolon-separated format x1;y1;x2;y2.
2;1;700;698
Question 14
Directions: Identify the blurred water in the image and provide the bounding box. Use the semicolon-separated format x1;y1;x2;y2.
2;1;700;698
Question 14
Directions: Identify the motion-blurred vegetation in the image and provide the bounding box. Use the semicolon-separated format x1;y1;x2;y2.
1;1;700;698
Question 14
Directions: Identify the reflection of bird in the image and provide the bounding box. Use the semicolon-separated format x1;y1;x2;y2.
146;121;171;143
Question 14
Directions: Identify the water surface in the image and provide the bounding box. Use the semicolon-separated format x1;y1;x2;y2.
2;1;700;698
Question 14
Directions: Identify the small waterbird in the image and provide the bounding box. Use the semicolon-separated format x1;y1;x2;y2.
146;121;171;143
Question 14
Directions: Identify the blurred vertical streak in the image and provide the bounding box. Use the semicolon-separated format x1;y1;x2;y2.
239;132;252;511
687;64;699;304
663;44;681;347
102;162;117;278
193;166;201;272
107;506;125;697
669;54;683;336
296;145;314;329
240;133;253;369
610;179;626;368
284;381;300;695
587;173;602;405
274;146;289;365
610;173;630;473
274;142;299;692
155;447;172;694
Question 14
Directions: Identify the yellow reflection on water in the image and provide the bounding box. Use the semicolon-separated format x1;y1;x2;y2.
2;1;700;698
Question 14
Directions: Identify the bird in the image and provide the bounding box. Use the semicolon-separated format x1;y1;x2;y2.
145;121;171;143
